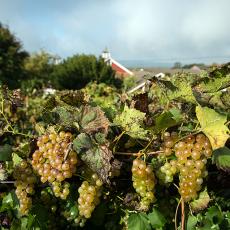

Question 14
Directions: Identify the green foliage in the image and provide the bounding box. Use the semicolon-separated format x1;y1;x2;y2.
84;82;120;119
213;147;230;172
0;23;28;88
114;105;150;140
21;51;58;92
148;208;166;228
154;108;183;132
128;213;151;230
52;54;122;89
0;144;12;161
0;52;230;230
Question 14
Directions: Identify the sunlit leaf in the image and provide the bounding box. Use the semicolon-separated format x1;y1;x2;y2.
196;105;229;150
114;105;150;140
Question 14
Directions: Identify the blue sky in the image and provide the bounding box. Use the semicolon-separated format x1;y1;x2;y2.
1;0;230;64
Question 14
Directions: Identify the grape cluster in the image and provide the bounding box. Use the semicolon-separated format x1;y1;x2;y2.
174;134;212;202
13;160;36;215
76;174;103;227
160;132;178;157
132;158;156;210
157;160;177;184
32;131;77;199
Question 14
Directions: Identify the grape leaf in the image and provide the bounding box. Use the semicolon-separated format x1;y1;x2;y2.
73;134;112;183
196;105;229;150
0;144;12;161
155;108;183;131
0;191;19;212
169;76;197;103
187;215;198;230
190;189;210;212
128;213;151;230
78;105;110;135
148;207;166;228
114;105;150;140
73;133;93;153
205;206;223;224
213;147;230;172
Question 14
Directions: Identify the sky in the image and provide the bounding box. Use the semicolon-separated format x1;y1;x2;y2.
1;0;230;65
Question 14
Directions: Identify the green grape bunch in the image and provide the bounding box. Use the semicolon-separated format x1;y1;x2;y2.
76;173;103;227
13;160;36;215
174;134;212;202
132;158;156;210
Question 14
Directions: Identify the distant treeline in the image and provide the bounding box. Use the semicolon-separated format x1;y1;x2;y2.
0;22;122;91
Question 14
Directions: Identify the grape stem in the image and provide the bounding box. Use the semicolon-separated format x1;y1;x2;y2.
0;181;15;184
114;151;163;156
181;198;185;230
174;197;185;230
174;198;182;230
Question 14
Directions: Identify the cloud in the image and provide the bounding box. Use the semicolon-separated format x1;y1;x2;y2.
0;0;230;63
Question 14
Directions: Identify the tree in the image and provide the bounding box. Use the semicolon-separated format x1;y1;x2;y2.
173;62;182;69
21;51;58;92
52;54;122;90
0;23;28;88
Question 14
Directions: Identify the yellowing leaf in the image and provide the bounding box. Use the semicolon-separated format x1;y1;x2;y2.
196;106;229;150
114;105;150;140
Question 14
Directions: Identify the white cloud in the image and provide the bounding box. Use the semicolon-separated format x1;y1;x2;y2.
1;0;230;63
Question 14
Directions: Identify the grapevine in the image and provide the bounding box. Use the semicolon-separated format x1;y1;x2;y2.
0;59;229;230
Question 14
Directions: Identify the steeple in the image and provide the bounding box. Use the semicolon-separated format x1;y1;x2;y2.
101;47;111;61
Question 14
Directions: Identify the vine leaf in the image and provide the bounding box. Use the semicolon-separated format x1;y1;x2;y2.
73;133;112;183
128;213;151;230
190;189;210;212
213;147;230;172
196;105;229;150
205;206;223;225
148;208;166;228
78;105;110;135
0;144;12;161
187;215;198;230
155;108;183;131
114;105;150;140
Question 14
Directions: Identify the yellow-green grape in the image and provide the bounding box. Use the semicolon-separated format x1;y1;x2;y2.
13;160;36;215
157;160;178;184
132;158;156;210
160;132;178;157
77;174;103;226
31;131;77;198
176;134;212;202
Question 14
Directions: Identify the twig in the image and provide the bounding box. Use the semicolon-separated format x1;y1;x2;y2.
0;181;15;184
175;129;201;144
141;135;156;153
181;198;185;230
113;130;126;152
114;150;163;157
114;152;139;156
174;198;182;230
113;130;125;143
